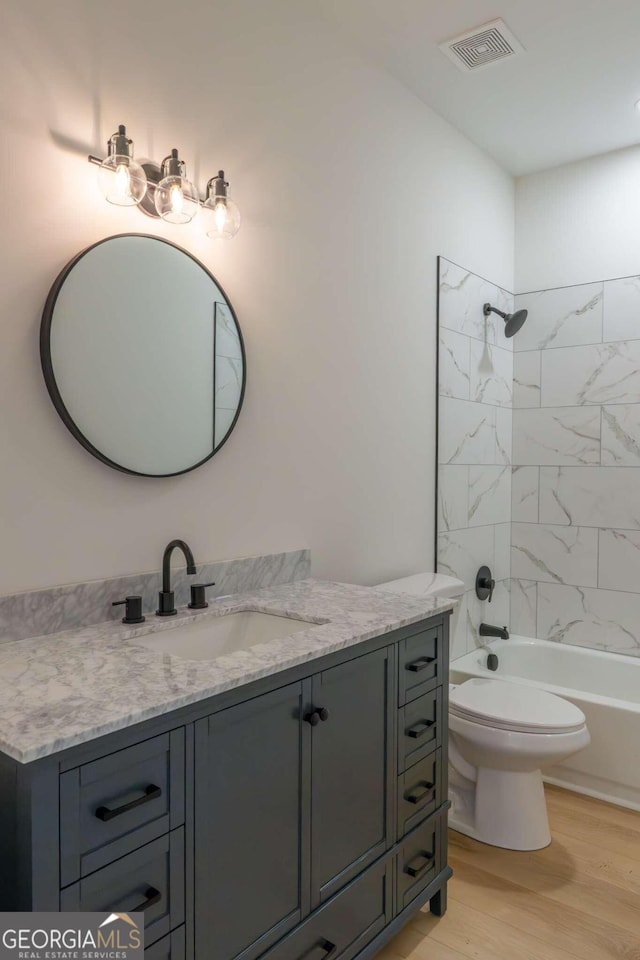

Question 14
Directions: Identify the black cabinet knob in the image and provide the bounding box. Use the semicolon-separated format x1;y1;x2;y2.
112;596;145;625
305;707;329;726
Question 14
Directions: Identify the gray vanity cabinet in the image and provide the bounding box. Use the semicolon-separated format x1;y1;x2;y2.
0;611;452;960
194;682;308;960
310;648;392;906
194;647;393;960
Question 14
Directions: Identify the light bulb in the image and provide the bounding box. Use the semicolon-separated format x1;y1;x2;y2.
203;171;241;239
98;154;147;206
214;199;228;233
115;163;130;199
155;149;199;224
95;126;147;206
170;183;185;217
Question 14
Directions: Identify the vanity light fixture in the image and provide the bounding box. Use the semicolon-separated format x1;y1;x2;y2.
203;171;241;239
89;125;148;207
88;125;241;237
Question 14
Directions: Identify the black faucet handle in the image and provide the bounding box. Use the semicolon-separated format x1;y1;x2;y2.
112;596;146;625
475;565;495;602
189;582;216;610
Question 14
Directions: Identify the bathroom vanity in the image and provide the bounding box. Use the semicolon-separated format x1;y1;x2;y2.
0;580;452;960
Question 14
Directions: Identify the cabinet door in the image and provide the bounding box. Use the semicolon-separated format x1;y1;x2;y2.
310;647;392;906
194;683;307;960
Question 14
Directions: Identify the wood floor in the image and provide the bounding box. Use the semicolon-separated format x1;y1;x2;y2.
381;786;640;960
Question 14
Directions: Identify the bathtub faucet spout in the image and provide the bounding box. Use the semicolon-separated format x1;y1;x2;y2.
479;623;509;640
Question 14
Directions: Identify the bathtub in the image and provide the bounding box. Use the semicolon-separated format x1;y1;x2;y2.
450;636;640;811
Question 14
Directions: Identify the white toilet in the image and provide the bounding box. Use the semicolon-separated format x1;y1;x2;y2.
448;677;589;850
376;572;591;851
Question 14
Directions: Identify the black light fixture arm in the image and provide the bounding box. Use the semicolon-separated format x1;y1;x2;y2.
88;124;133;167
161;148;185;180
206;170;229;201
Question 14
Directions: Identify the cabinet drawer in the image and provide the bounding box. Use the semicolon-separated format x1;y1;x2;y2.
145;926;185;960
60;829;184;948
60;730;185;885
260;859;391;960
398;688;442;772
397;748;442;839
399;626;442;705
396;807;446;913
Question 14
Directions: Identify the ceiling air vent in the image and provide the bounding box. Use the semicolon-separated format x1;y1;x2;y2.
439;19;524;73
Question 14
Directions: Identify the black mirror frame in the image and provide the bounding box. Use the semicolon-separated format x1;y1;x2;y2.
40;233;246;478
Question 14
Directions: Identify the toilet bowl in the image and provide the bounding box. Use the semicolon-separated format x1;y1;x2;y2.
448;678;590;850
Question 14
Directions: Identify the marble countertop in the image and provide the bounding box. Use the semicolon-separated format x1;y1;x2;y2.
0;579;456;764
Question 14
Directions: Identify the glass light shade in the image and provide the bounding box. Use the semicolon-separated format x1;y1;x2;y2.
155;175;200;224
98;154;147;206
203;196;241;239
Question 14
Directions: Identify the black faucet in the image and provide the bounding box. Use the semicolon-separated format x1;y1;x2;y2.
479;623;509;640
156;539;197;616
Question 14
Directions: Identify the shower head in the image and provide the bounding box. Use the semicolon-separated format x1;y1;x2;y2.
504;309;528;338
483;302;528;339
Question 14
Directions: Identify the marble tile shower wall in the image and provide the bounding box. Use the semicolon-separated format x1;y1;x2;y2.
511;276;640;658
437;259;513;659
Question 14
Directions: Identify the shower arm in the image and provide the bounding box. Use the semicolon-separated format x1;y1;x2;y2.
483;303;507;320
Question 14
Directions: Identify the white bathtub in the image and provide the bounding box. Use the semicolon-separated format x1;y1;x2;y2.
450;636;640;811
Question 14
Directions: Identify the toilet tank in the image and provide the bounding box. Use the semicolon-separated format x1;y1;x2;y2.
376;572;464;599
375;572;464;653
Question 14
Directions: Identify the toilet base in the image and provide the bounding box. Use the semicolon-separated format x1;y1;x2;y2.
449;767;552;851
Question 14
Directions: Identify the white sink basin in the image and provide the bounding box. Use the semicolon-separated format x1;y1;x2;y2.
130;611;321;660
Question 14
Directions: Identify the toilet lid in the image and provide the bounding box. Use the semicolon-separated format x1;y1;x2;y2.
449;678;586;734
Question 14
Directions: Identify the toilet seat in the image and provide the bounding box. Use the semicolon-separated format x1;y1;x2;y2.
450;678;586;735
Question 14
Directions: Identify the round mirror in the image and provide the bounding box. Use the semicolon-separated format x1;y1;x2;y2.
40;235;246;477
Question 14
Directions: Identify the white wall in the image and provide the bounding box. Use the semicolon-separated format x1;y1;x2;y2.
516;144;640;292
0;0;513;595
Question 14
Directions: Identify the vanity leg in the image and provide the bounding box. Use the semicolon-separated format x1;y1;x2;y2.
429;883;447;917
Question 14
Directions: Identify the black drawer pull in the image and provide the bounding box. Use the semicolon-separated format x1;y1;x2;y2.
129;886;162;913
405;852;433;878
406;720;435;739
95;784;162;822
405;781;435;804
406;656;436;673
299;939;337;960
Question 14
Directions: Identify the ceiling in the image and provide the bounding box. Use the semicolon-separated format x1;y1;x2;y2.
317;0;640;176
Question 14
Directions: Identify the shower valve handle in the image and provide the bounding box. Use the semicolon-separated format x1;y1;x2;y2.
475;566;495;603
